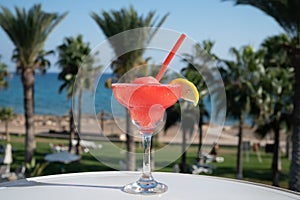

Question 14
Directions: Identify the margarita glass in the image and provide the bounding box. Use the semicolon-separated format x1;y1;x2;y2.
111;33;192;194
112;79;181;194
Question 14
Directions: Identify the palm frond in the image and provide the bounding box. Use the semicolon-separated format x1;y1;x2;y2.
0;4;67;68
91;5;168;77
0;56;10;90
224;0;300;41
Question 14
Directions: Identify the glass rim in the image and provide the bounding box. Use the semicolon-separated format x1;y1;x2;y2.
112;83;181;87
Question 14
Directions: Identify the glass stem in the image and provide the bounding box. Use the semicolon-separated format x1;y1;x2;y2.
142;133;152;179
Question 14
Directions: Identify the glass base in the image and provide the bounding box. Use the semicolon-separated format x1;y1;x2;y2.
123;178;168;195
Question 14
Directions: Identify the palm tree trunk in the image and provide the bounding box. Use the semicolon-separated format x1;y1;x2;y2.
151;133;158;170
22;68;36;163
180;129;187;173
126;111;135;171
289;47;300;192
68;109;75;152
32;71;35;113
236;114;244;179
272;121;281;187
285;132;291;159
5;121;10;142
100;110;104;133
196;113;203;164
76;89;82;155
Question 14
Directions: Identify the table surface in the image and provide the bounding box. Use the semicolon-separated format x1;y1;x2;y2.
0;171;299;200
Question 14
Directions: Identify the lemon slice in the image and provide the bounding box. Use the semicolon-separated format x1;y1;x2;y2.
169;78;199;106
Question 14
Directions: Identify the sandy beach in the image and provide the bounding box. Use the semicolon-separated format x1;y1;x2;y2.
0;114;286;149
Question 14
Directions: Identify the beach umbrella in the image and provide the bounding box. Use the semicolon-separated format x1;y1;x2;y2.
44;151;80;164
3;143;12;165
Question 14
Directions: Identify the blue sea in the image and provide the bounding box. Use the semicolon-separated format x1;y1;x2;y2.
0;73;114;116
0;73;251;125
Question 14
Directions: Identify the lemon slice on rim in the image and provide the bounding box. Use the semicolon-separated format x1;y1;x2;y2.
169;78;199;106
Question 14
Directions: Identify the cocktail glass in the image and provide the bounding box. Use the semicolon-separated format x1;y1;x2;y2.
111;33;187;194
112;82;181;194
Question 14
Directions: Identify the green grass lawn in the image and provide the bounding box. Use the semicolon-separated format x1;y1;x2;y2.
0;135;290;189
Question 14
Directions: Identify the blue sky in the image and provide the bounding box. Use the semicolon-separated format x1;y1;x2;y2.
0;0;283;72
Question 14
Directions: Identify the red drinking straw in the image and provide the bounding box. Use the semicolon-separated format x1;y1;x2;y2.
155;33;186;81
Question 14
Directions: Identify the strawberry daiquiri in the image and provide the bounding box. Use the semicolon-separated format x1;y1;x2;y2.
111;34;199;195
112;76;181;131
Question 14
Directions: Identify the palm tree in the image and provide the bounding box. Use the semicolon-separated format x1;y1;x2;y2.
256;66;293;187
57;35;92;154
224;0;300;191
181;41;216;165
0;56;10;90
0;4;67;163
254;34;294;186
261;34;291;69
219;45;264;179
261;34;294;159
73;57;100;155
91;5;168;171
0;107;15;142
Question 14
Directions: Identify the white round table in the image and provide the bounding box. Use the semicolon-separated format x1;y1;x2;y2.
0;171;299;200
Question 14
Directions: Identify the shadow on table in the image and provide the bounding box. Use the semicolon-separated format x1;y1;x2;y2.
0;178;123;191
